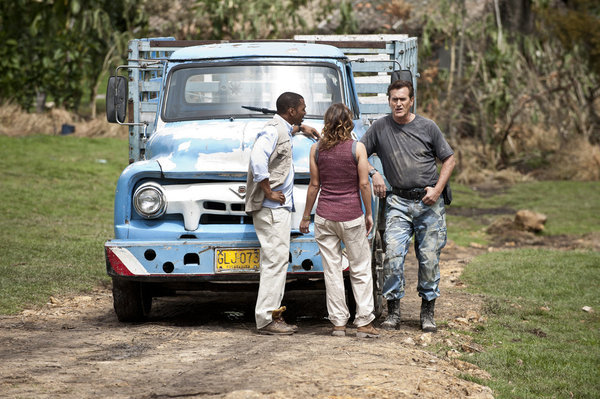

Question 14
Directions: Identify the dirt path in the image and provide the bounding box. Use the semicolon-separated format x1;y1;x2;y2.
1;243;496;399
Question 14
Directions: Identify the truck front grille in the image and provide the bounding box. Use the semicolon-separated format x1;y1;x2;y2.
200;213;253;224
159;182;251;230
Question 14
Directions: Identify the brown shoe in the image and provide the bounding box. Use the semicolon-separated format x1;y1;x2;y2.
257;319;294;335
274;317;298;332
356;322;380;338
271;306;298;332
331;325;346;337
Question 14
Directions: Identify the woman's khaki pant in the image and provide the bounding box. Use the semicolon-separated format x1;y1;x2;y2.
314;214;375;327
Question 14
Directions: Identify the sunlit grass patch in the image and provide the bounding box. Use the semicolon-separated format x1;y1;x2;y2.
0;135;127;314
459;249;600;398
446;181;600;245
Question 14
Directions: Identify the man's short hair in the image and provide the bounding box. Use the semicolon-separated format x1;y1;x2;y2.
387;80;414;98
276;92;304;114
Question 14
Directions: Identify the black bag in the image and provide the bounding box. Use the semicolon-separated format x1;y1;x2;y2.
442;184;452;206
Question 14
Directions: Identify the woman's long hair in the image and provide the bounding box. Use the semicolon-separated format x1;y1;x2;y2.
319;103;354;151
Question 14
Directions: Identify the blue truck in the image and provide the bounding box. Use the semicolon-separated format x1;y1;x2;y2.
104;34;418;322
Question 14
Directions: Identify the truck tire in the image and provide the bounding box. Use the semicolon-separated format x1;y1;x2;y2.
372;231;385;318
112;278;152;322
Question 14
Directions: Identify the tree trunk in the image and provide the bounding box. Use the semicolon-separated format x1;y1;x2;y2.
493;0;503;50
90;84;98;119
36;90;47;113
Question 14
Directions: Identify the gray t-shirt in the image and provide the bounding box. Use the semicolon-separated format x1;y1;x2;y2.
360;114;454;189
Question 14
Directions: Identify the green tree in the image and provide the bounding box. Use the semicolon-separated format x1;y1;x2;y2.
336;0;359;34
537;0;600;144
75;0;147;118
0;0;45;110
190;0;338;40
0;0;146;113
419;0;599;173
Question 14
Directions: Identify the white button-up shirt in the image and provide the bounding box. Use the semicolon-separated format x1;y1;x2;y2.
249;114;294;211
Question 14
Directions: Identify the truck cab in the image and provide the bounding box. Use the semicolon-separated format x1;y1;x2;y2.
105;36;418;321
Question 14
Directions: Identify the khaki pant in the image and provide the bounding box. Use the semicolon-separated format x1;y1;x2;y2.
253;207;291;329
314;214;375;327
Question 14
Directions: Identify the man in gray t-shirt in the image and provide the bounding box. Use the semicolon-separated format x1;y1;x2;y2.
360;79;455;332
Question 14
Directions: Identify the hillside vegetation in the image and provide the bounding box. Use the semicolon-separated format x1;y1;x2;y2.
0;0;598;182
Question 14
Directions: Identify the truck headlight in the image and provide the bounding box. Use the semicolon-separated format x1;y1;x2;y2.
133;182;166;218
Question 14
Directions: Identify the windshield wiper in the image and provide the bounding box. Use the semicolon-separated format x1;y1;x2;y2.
241;105;276;114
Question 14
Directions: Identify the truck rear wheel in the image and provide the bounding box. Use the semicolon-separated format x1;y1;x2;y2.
112;278;152;322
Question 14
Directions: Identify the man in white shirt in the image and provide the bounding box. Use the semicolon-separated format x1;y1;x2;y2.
245;92;318;335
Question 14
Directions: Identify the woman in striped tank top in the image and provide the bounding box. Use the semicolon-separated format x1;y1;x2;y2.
300;103;379;338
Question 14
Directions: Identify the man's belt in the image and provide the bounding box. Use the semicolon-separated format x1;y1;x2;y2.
392;187;427;201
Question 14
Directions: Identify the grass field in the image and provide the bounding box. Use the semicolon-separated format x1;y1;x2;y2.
460;249;600;398
0;135;127;313
447;181;600;246
444;181;600;397
0;135;599;398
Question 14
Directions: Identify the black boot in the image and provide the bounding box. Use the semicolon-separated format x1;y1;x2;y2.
420;298;437;332
381;299;401;330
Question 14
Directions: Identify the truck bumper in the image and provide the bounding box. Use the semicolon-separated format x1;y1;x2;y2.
105;237;328;284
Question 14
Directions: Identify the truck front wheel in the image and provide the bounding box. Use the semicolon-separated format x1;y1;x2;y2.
112;278;152;322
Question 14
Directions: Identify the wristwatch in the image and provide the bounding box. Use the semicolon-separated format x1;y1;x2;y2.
368;168;378;178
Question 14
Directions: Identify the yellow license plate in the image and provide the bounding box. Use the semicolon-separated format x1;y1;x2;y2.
215;248;260;272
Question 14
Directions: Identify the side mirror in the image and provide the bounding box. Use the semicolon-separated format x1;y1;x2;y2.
391;70;413;84
106;76;127;123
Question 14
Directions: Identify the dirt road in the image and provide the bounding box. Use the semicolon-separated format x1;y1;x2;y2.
0;243;496;399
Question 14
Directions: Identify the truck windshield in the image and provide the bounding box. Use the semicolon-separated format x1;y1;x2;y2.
163;63;344;121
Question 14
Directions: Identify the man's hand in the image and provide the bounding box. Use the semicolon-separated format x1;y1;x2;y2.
299;219;310;233
365;214;373;236
259;179;285;205
422;186;441;206
372;172;387;198
266;190;286;205
297;124;320;140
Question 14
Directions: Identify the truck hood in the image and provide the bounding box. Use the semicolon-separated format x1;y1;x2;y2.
145;119;322;176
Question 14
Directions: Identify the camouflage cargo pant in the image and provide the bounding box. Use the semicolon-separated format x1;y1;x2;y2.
382;195;447;302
